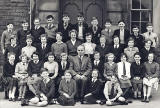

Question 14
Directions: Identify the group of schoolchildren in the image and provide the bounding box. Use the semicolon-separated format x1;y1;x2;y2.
0;12;159;106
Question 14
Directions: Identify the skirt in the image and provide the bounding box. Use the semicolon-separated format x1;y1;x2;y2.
119;79;132;89
143;77;159;90
2;77;17;90
131;78;143;84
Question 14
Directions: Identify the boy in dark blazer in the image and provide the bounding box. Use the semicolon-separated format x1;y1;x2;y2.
83;69;102;104
58;14;73;42
74;13;88;42
66;29;82;56
31;18;45;46
88;17;102;44
36;34;51;62
113;20;130;46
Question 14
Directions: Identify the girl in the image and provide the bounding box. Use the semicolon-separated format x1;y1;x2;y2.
124;37;139;63
3;52;17;101
103;53;117;81
130;52;145;99
21;35;36;60
43;52;58;80
142;53;159;103
117;53;132;99
15;54;29;100
82;33;96;58
51;32;67;61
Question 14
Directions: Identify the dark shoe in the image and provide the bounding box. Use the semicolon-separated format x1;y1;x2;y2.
21;99;29;106
141;96;146;102
99;100;105;105
12;98;16;102
126;100;132;103
9;98;12;101
146;98;150;103
120;101;128;105
17;97;21;101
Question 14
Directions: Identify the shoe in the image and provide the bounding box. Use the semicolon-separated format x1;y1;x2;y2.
9;98;12;101
146;98;150;103
12;98;16;102
17;97;22;101
141;97;146;102
21;99;29;106
120;101;128;105
126;100;132;103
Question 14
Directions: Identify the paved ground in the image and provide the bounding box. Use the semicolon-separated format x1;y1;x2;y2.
0;87;160;108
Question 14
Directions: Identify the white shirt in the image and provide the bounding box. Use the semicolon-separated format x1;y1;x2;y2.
120;29;125;44
71;40;76;46
78;26;83;39
94;60;100;65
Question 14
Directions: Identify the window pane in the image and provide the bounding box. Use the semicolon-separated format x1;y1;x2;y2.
141;0;152;9
132;0;140;9
141;11;150;21
131;11;140;21
141;22;148;33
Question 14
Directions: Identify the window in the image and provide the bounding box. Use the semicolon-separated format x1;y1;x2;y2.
130;0;153;33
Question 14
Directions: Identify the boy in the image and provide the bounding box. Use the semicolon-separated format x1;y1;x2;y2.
44;15;58;45
36;34;51;61
142;23;158;48
57;70;77;106
31;18;45;45
113;20;130;45
58;14;73;42
83;69;102;104
104;75;128;106
1;23;17;54
17;20;31;48
88;17;102;44
5;36;21;64
101;20;114;45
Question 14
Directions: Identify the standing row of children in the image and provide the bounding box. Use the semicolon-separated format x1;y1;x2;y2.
0;13;159;106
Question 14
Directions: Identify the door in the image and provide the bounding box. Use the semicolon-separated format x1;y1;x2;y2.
60;0;105;26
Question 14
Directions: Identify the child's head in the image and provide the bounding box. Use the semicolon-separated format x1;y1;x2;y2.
127;37;134;47
8;52;15;61
110;75;118;83
99;36;106;44
21;20;29;30
144;39;152;48
106;53;114;62
26;35;33;46
146;23;153;32
85;33;92;42
113;35;120;45
134;52;141;62
69;29;77;40
41;68;49;79
91;17;98;26
91;69;99;79
118;20;125;30
77;12;84;23
19;53;28;63
94;51;100;60
62;14;70;22
34;18;40;26
40;34;47;44
60;53;68;61
64;70;72;80
56;32;63;42
31;52;39;61
104;20;112;29
47;52;55;62
7;23;14;31
10;36;17;45
148;52;154;62
46;15;54;24
120;53;127;62
132;25;139;34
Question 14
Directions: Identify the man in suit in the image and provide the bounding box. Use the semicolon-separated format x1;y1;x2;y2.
109;35;124;63
44;15;58;46
88;17;102;44
95;36;110;62
113;20;130;46
66;29;82;56
74;12;88;42
31;18;45;46
69;45;92;102
36;34;51;62
58;14;73;42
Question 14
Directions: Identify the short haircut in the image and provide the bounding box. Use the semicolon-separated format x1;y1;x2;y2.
91;17;98;21
19;53;29;61
94;51;100;56
85;33;92;37
105;19;112;24
113;35;119;39
7;52;15;58
77;12;84;17
134;52;141;57
120;53;128;59
31;52;39;58
40;34;48;39
69;29;77;37
146;22;153;27
21;20;28;24
26;34;33;40
56;32;63;37
64;70;73;76
132;25;139;29
9;35;16;42
34;18;41;22
127;37;135;43
144;39;153;45
47;52;54;58
46;15;54;19
118;20;125;24
40;68;48;74
61;53;67;58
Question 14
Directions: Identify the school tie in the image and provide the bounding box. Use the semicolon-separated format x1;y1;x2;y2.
62;62;66;70
123;62;126;76
110;83;115;96
93;26;97;34
79;56;82;69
